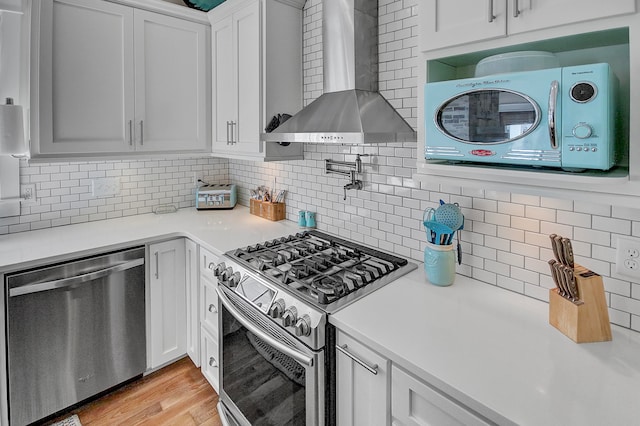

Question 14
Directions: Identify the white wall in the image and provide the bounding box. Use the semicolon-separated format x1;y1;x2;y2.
5;0;640;334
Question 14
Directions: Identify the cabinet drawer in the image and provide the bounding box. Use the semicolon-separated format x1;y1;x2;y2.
201;274;219;333
391;365;491;426
200;326;219;392
200;246;219;275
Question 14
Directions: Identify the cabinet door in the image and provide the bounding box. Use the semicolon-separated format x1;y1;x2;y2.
508;0;636;35
148;239;187;369
391;366;491;426
211;15;235;150
420;0;507;51
336;331;389;426
200;325;220;392
134;10;208;152
34;0;134;154
185;239;200;366
233;0;261;153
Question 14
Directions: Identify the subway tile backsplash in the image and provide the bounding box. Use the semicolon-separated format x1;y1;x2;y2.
4;0;639;333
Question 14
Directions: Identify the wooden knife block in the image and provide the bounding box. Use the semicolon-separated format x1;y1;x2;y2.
548;264;612;343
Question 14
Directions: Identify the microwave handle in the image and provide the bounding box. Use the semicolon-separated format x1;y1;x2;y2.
548;80;559;149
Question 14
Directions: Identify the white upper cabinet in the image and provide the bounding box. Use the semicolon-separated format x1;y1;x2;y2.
421;0;636;52
134;10;209;152
31;0;210;158
421;0;507;52
208;0;304;161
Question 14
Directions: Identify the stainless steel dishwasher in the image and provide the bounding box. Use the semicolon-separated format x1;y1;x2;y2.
5;246;146;426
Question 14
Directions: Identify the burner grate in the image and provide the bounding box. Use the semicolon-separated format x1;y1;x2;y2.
229;230;408;307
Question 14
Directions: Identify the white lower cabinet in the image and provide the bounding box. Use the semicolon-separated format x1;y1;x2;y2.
391;366;491;426
199;247;220;392
185;239;200;367
148;239;187;369
336;330;389;426
336;330;492;426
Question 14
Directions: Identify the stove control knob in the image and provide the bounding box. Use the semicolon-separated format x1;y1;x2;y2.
213;262;226;277
268;299;286;319
282;306;298;327
294;315;312;337
228;271;241;287
220;266;233;282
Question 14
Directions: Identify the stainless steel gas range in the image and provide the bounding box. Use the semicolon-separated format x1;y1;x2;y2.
213;230;416;426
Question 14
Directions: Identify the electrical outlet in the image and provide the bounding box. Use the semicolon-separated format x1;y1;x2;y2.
616;236;640;280
20;184;36;205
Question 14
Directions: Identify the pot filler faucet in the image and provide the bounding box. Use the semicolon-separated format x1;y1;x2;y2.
325;154;369;200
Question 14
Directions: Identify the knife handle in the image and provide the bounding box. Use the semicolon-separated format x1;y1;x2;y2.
552;262;568;297
553;235;566;265
565;267;579;300
561;237;574;268
549;234;561;262
548;259;561;293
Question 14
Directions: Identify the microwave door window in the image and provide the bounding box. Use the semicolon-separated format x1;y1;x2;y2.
437;90;540;144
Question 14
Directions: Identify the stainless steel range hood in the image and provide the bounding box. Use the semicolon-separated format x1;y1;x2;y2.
261;0;416;144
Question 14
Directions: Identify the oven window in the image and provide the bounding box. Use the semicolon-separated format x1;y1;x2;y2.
221;305;306;425
436;89;540;144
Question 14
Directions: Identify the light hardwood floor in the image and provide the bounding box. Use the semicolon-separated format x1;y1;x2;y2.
45;357;222;426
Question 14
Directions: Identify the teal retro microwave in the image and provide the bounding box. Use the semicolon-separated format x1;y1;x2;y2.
425;63;619;171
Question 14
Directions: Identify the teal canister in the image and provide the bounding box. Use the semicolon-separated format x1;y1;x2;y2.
298;210;307;227
305;211;316;228
423;241;456;286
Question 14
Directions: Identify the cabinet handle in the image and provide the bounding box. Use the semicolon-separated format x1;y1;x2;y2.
336;344;378;375
128;120;133;146
209;357;218;368
154;251;159;279
226;121;231;145
488;0;496;22
231;121;236;145
208;303;217;313
140;120;144;145
512;0;519;17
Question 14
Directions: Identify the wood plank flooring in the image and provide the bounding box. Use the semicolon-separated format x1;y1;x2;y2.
45;357;222;426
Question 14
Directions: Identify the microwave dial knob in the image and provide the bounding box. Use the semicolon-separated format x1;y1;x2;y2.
294;315;312;337
572;123;593;139
268;299;286;319
282;306;298;327
570;82;597;103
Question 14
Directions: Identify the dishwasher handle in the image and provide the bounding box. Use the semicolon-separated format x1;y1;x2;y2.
9;258;145;297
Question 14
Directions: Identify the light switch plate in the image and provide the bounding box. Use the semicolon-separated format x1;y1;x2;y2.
615;235;640;280
92;177;121;197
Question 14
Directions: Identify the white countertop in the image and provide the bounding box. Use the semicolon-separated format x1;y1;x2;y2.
2;207;639;425
330;269;640;426
0;207;299;271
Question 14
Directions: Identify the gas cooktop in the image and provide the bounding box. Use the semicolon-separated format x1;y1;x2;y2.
224;230;417;313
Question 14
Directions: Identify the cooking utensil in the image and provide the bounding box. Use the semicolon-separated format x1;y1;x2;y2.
423;220;454;246
561;237;575;268
423;208;436;243
456;215;464;265
435;200;464;232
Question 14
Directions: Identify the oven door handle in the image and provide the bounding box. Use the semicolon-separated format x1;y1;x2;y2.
216;286;314;367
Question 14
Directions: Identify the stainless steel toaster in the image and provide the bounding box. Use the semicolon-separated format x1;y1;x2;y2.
196;184;237;210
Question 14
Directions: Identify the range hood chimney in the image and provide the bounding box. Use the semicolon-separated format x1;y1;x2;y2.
261;0;416;144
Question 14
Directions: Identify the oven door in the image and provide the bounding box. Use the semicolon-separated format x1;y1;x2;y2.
216;285;325;426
